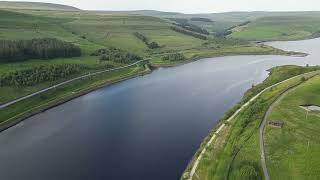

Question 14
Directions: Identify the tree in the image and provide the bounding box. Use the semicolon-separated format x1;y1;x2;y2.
91;47;141;64
148;42;160;49
170;26;208;40
0;64;87;87
162;53;186;61
133;32;160;49
0;38;81;63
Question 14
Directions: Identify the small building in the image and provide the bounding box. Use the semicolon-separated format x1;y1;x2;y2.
300;105;320;112
268;121;284;128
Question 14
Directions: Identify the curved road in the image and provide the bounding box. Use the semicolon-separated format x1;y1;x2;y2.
0;60;147;109
259;82;303;180
188;70;319;180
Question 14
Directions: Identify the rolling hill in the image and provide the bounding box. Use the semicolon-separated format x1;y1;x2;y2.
230;16;320;41
0;1;80;11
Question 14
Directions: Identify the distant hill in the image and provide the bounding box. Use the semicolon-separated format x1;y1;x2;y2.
99;10;320;34
230;15;320;41
0;1;80;11
111;10;320;22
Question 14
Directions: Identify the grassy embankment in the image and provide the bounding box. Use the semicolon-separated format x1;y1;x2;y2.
182;65;320;180
231;16;320;41
265;75;320;180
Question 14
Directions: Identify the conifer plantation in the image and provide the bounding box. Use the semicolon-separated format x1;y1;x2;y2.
0;38;81;63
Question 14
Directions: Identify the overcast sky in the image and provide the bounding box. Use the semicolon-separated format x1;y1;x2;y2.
5;0;320;13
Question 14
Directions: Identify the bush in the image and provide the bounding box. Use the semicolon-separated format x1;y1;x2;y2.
234;161;261;180
162;53;186;61
238;165;259;179
0;38;81;63
148;42;160;49
133;32;160;49
91;47;141;64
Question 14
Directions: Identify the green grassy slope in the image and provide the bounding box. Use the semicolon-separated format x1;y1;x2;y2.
231;16;320;41
265;75;320;180
5;9;281;63
0;10;103;73
182;66;320;180
0;1;79;11
3;9;207;55
117;11;320;36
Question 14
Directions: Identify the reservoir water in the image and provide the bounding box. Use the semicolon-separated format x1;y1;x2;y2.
0;38;320;180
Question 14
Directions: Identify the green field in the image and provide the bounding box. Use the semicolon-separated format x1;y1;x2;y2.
182;66;320;180
265;75;320;180
231;16;320;41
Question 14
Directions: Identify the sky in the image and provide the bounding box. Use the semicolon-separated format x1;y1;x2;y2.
5;0;320;13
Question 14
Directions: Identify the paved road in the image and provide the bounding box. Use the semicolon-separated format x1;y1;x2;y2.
259;82;302;180
188;70;319;180
0;60;147;109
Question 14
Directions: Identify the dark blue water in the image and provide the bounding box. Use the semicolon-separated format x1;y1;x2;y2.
0;38;319;180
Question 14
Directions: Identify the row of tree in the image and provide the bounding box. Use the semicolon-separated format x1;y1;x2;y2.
174;23;209;35
162;53;186;61
216;21;251;37
0;38;81;63
133;32;160;49
190;17;213;22
0;64;86;87
91;47;142;64
170;26;208;40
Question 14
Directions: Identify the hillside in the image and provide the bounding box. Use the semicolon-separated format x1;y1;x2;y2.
0;1;79;11
112;10;320;37
265;75;320;179
1;9;277;60
230;16;320;41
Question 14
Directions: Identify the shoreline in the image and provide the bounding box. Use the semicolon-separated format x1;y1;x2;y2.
150;48;307;68
0;43;308;132
0;68;151;132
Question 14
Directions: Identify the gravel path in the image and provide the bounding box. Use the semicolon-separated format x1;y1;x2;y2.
259;82;302;180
